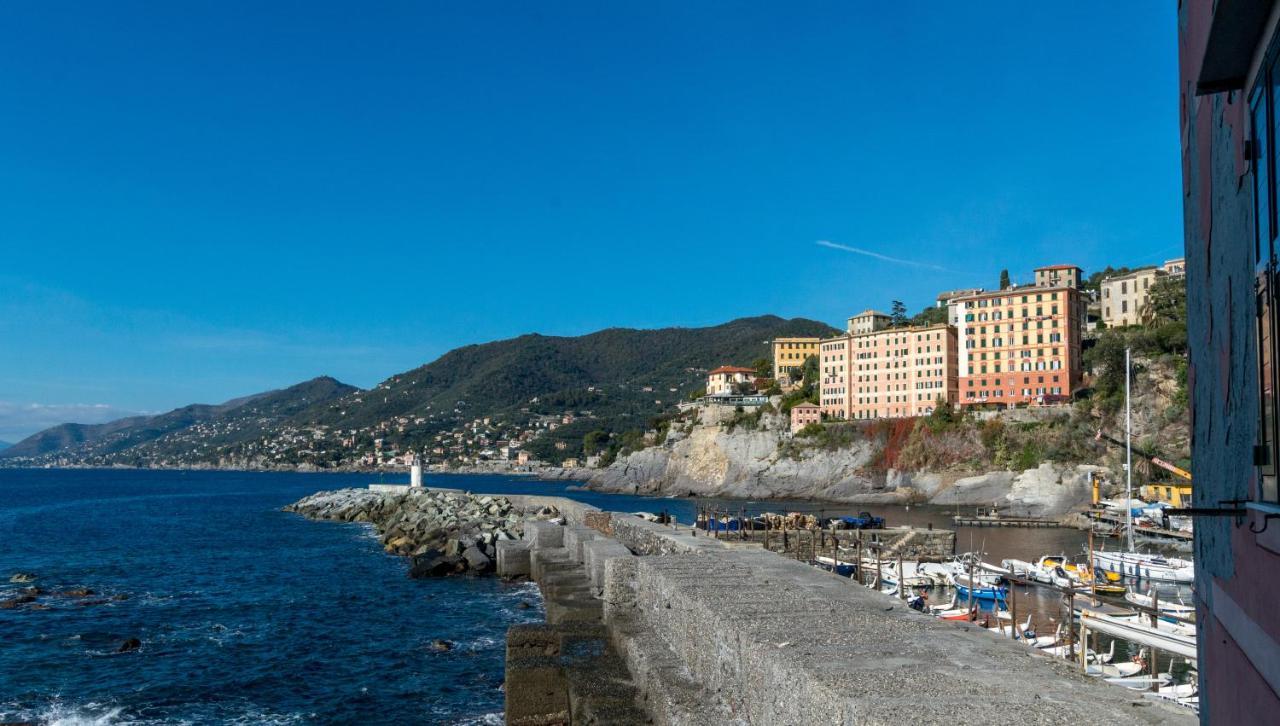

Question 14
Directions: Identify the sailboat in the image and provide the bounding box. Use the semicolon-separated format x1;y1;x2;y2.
1094;348;1195;585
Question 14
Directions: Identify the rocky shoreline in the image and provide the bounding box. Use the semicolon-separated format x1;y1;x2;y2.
284;488;557;578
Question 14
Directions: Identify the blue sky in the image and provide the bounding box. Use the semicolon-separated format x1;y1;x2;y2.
0;2;1179;440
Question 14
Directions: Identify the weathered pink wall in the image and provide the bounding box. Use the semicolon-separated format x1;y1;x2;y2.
1180;0;1280;720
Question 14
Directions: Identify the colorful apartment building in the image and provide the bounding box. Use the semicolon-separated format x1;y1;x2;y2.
770;337;821;384
819;323;957;420
948;281;1083;407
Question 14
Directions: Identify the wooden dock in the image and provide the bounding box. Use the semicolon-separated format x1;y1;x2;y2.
952;514;1064;528
1087;511;1192;542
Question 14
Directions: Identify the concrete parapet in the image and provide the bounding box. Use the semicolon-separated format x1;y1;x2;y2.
524;520;565;549
496;540;531;577
611;547;1191;724
562;525;597;563
607;513;725;556
582;539;633;593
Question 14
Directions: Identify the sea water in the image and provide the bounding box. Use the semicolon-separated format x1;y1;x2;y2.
0;470;567;725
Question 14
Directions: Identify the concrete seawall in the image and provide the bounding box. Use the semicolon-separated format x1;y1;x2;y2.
494;494;1193;725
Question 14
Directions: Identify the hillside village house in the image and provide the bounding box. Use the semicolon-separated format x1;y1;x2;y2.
1178;1;1280;718
1100;267;1165;327
846;309;892;335
770;337;821;385
1161;257;1186;277
789;402;821;432
1033;264;1083;289
705;366;757;396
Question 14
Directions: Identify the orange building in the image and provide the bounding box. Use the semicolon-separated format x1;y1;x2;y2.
819;323;957;420
947;282;1083;407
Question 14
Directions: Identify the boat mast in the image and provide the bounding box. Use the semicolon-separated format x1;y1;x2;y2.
1125;346;1134;553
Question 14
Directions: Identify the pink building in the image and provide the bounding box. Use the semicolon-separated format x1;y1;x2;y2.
819;323;957;420
789;402;821;433
1180;2;1280;718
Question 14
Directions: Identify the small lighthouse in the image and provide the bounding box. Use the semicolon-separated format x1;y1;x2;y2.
410;453;423;488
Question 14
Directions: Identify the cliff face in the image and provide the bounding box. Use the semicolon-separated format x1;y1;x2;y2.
574;407;1103;516
587;414;888;502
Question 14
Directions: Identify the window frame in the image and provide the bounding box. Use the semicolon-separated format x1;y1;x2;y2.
1252;45;1280;504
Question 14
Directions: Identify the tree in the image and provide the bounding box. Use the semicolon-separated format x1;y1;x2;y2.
999;269;1011;290
890;300;908;327
583;430;610;455
910;305;947;327
752;357;772;378
1144;275;1187;326
799;354;819;390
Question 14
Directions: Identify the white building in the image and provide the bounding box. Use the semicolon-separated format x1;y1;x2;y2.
1100;267;1164;327
706;366;756;396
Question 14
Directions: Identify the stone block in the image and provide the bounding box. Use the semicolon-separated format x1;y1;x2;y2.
562;525;597;563
496;540;531;576
531;547;572;581
582;539;632;592
523;520;565;549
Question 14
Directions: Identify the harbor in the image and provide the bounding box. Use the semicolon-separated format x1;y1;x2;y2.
682;493;1201;713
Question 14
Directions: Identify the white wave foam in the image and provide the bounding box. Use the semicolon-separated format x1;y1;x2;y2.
452;712;503;725
7;699;126;726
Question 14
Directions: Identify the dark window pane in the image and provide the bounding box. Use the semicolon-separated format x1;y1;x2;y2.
1255;87;1271;268
1261;271;1279;500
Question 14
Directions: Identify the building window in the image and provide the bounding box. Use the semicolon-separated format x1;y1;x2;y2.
1252;48;1280;503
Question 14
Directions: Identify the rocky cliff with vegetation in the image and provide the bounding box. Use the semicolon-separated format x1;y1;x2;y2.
569;346;1188;517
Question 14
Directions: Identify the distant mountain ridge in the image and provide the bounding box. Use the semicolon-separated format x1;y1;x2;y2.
0;441;10;451
1;377;358;462
2;315;839;468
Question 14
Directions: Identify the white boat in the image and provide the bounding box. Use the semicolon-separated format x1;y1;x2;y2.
1039;640;1115;664
1107;610;1198;638
1086;661;1145;678
1094;550;1195;584
1124;589;1196;618
1106;673;1173;690
1027;556;1083;588
1000;558;1036;578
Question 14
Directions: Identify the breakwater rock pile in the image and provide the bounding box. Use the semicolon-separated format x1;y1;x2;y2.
284;488;542;577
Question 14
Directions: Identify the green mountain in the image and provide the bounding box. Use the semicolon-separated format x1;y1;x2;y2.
1;377;357;463
3;316;839;468
297;314;837;427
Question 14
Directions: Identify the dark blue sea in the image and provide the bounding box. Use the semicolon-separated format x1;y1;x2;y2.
0;470;682;725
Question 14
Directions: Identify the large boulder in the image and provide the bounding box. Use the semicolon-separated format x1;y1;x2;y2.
462;545;492;572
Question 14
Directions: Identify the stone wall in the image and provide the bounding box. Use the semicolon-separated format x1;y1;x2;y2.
501;495;1192;724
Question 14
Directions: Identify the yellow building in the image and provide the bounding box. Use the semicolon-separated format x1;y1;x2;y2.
771;337;821;385
1140;481;1193;507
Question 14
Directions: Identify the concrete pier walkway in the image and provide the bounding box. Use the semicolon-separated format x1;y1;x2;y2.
490;493;1193;725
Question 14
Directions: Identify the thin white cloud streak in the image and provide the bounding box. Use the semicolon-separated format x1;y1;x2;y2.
815;240;948;271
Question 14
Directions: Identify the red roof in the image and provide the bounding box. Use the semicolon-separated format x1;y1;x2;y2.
708;366;756;375
1037;264;1080;271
